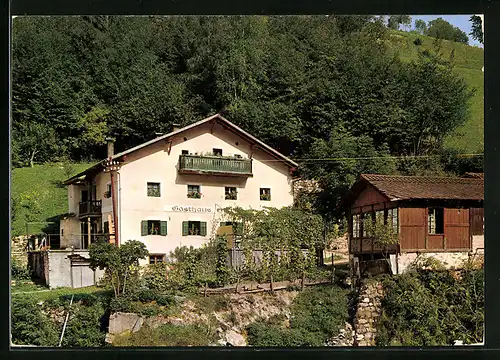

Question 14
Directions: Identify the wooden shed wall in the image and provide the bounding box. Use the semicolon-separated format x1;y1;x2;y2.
352;184;388;209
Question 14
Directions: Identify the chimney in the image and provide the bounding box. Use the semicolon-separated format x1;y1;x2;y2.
171;123;181;132
106;137;115;158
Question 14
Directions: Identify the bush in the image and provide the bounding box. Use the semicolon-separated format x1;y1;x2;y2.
246;285;349;347
11;296;59;346
377;269;484;346
11;257;31;281
61;301;107;347
413;37;423;45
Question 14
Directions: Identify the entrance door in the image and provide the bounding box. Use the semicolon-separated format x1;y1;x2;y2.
81;190;89;202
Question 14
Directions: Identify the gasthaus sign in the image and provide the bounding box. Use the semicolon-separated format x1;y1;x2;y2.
164;205;222;213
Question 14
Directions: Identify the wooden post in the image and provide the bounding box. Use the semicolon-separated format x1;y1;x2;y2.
270;273;274;293
331;252;335;285
301;270;305;291
87;217;91;249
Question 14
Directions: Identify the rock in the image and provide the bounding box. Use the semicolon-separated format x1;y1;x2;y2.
132;317;144;333
108;312;145;335
356;334;365;341
363;298;370;303
225;330;247;347
105;333;115;344
358;319;367;325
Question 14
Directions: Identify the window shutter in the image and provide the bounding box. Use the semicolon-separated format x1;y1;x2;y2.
220;222;226;227
200;222;207;236
182;221;189;236
141;221;148;236
160;221;168;236
236;222;243;235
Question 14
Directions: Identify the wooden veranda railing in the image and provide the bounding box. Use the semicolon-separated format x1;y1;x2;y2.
178;154;253;176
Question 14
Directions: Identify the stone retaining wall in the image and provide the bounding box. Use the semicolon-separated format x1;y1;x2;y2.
353;280;384;346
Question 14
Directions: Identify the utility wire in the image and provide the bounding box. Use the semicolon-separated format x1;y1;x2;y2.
255;153;484;163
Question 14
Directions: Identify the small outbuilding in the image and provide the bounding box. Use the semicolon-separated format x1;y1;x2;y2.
342;174;484;274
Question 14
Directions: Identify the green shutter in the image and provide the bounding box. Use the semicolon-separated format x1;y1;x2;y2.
220;222;226;227
236;222;243;235
141;220;148;236
160;221;168;236
200;222;207;237
182;221;189;236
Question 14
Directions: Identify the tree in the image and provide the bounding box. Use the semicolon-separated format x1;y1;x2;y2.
414;19;427;34
469;15;483;44
387;15;412;30
425;18;469;44
88;240;148;298
362;214;399;266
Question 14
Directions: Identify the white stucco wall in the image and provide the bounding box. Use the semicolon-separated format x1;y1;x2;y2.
396;252;470;274
60;218;81;249
116;121;294;264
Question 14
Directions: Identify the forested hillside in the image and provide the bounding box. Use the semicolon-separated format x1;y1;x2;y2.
11;15;483;219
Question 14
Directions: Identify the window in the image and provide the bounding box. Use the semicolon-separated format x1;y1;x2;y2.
234;154;242;159
81;190;89;202
375;210;384;224
213;148;223;156
187;185;201;199
225;187;237;200
260;188;271;201
149;254;166;264
428;207;444;234
220;222;243;235
141;220;167;236
182;221;207;236
182;150;189;155
103;221;109;234
61;229;64;236
362;213;372;237
352;214;360;238
387;208;398;233
147;182;161;197
104;183;112;198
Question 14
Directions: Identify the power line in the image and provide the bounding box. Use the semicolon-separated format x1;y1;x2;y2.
256;153;484;163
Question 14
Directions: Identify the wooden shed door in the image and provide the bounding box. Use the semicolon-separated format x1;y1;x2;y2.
399;208;426;251
444;208;470;250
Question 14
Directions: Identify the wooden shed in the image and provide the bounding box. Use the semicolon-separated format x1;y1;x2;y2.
343;174;484;262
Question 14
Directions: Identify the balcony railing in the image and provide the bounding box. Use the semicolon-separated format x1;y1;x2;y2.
178;154;253;177
79;200;102;218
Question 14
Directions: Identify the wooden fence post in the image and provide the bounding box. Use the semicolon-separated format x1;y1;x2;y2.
331;252;335;285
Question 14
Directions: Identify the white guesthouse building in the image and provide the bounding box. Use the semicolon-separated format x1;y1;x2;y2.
60;114;298;265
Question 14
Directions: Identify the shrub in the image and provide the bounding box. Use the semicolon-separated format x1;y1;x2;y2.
413;37;423;45
61;301;107;347
11;257;31;281
246;322;324;347
290;286;349;339
377;269;484;346
11;296;59;346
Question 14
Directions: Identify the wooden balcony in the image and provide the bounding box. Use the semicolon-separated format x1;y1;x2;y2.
178;155;253;177
78;200;102;218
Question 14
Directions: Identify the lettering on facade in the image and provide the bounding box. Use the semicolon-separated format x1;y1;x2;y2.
165;205;223;213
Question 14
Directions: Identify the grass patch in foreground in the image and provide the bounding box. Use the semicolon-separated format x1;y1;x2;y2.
11;285;113;302
112;323;217;347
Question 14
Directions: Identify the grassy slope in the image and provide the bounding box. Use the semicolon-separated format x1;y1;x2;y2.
387;30;484;152
11;162;93;236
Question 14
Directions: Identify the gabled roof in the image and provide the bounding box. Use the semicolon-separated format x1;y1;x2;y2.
358;174;484;201
64;114;298;185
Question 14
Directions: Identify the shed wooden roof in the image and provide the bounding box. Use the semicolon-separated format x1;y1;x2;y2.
359;174;484;201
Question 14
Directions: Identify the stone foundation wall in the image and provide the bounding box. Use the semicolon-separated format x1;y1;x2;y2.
11;236;29;266
353;280;384;346
472;235;484;253
397;252;469;274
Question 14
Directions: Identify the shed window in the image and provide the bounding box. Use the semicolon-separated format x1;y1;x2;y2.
149;254;166;264
141;220;167;236
352;214;361;238
362;213;372;237
213;148;223;156
182;150;189;155
182;221;207;236
387;208;398;233
103;221;109;234
428;208;444;234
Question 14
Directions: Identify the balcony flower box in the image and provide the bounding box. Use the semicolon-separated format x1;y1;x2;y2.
225;192;238;200
260;193;271;201
187;191;202;199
